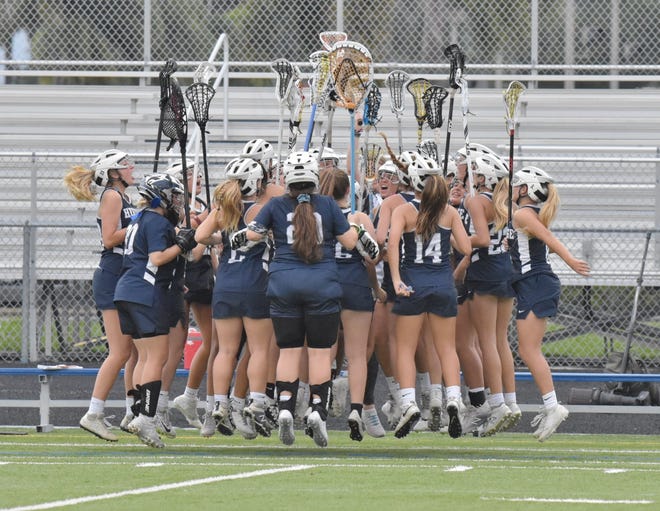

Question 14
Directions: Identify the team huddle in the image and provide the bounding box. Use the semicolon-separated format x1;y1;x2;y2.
64;133;590;449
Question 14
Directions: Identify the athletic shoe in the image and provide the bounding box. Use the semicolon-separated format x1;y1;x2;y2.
79;412;118;442
200;410;216;438
307;410;328;447
295;384;310;421
330;376;349;417
278;409;295;446
264;397;279;429
243;402;271;438
419;389;431;421
535;404;569;442
477;403;512;437
461;402;491;436
413;418;429;432
212;403;235;436
347;409;364;442
428;389;443;432
229;406;257;440
394;402;420;439
126;415;140;434
172;394;202;429
363;407;385;438
155;408;176;439
381;399;402;430
119;413;135;434
303;406;314;439
501;402;522;431
132;414;164;448
446;398;463;439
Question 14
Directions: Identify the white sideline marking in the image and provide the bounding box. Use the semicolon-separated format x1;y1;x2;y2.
445;465;473;472
482;497;654;505
0;464;313;511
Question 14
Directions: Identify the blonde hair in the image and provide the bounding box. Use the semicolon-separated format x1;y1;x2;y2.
538;183;559;228
63;166;96;202
213;179;243;233
492;178;510;231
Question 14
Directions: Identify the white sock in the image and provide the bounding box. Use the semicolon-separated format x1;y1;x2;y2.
231;395;246;410
184;386;198;399
445;385;461;402
488;392;505;408
157;391;169;412
89;397;104;414
206;395;214;412
542;391;558;410
249;392;267;408
399;387;416;408
504;392;517;406
214;394;229;407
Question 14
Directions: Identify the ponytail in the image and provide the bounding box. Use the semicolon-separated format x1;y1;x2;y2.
213;180;243;233
539;183;559;228
416;175;447;242
63;166;96;202
492;178;510;232
290;184;322;264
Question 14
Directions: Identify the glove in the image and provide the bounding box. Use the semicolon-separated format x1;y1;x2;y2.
175;228;198;253
230;227;265;252
351;223;379;261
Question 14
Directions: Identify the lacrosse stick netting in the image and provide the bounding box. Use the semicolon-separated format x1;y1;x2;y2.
304;50;331;150
423;85;449;168
359;83;382;211
442;44;465;175
406;78;432;145
154;59;177;172
287;76;305;151
458;77;475;197
418;139;439;165
503;80;527;235
186;80;216;207
319;30;347;50
386;70;409;153
271;58;297;181
168;77;192;227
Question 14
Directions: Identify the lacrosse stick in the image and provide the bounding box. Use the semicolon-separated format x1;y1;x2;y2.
443;44;465;175
423;86;449;170
287;74;305;151
386;70;409;153
458;77;475;197
362;142;383;213
359;83;381;210
319;30;347;50
304;50;331;150
503;80;527;237
418;139;439;164
153;59;177;172
271;58;296;183
168;77;191;228
406;78;432;145
186;78;216;209
329;41;372;213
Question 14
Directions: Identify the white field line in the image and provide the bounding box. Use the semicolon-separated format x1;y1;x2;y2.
0;464;313;511
482;496;655;505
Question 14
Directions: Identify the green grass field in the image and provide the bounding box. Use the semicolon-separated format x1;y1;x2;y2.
1;428;658;510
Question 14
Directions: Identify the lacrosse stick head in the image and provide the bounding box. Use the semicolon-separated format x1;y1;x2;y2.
503;80;527;131
158;59;177;108
406;78;432;123
362;83;382;127
319;30;347;50
444;44;465;89
271;58;296;104
309;50;331;106
185;82;215;127
168;77;188;150
423;86;449;130
386;70;410;115
328;41;373;110
362;143;383;182
161;101;179;151
418;139;439;164
193;63;216;84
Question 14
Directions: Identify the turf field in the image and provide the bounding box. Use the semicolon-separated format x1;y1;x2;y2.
0;428;658;510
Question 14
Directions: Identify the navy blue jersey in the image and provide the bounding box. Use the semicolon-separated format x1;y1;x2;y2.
511;205;553;281
252;194;350;272
216;201;270;292
114;209;177;306
335;207;370;289
466;192;512;283
96;188;137;275
399;200;453;290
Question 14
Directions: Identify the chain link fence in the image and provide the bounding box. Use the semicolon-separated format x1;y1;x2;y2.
1;0;660;83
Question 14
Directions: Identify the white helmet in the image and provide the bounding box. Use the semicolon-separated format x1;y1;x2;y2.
90;149;130;186
138;173;184;210
310;146;340;164
408;156;441;192
455;143;498;164
224;157;264;196
473;155;509;190
284;151;319;188
241;139;275;166
377;160;400;182
445;156;458;177
396;150;421;187
165;159;195;179
512;166;554;203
